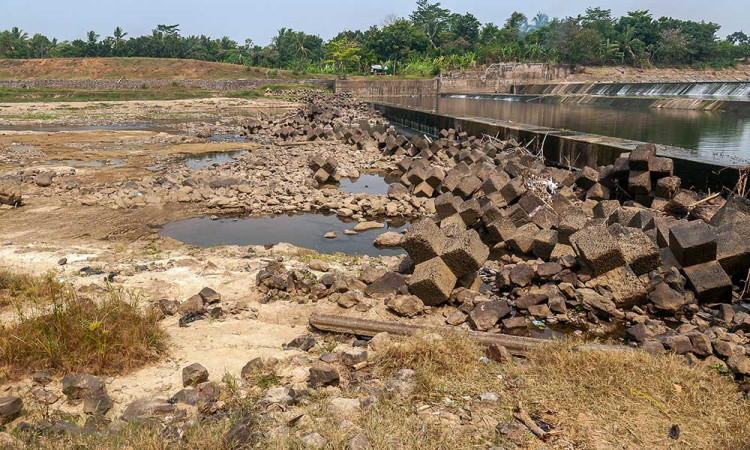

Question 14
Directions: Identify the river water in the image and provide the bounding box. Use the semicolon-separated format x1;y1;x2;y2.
372;95;750;165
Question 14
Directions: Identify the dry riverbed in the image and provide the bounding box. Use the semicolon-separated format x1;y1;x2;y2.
0;93;748;449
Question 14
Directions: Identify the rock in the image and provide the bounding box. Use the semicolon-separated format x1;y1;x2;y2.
324;231;337;239
578;288;623;319
178;295;204;315
198;287;221;304
440;229;489;278
301;432;327;449
469;300;511;331
594;266;648;308
262;386;294;404
342;348;368;366
329;397;361;417
83;389;113;416
364;271;408;298
374;231;402;248
487;344;512;363
224;415;257;448
158;298;179;316
649;282;689;313
408;258;457;306
353;221;385;232
727;354;750;376
348;433;371;450
386;295;424;317
386;368;416;398
61;373;105;400
309;362;339;387
0;397;22;424
0;181;22;206
368;332;391;352
287;334;316;351
121;398;176;424
34;172;54;187
309;259;330;272
509;264;535;287
182;363;209;387
360;266;387;284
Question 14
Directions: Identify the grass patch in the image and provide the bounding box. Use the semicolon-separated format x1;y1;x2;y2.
0;271;167;382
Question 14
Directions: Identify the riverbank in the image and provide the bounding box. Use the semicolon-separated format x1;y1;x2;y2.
1;90;749;449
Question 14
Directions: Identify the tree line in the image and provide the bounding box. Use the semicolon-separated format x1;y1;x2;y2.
1;2;749;77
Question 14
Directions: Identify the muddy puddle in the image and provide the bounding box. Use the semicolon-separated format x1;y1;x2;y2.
159;213;409;257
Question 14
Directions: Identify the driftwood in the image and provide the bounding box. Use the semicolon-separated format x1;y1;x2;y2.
308;313;633;356
513;401;549;441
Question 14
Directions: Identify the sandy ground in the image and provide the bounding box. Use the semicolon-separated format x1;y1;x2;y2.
0;96;408;416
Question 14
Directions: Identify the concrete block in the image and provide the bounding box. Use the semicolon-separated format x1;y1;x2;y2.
401;219;447;265
629;144;656;170
628;170;652;195
575;166;599;190
408;258;457;306
434;192;461;220
441;229;489;278
506;223;540;255
454;174;482;199
533;230;559;260
594;265;648;307
669;220;717;267
499;178;527;205
683;261;733;303
571;226;627;276
614;228;661;275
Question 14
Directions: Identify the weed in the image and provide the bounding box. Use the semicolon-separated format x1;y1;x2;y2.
0;271;168;381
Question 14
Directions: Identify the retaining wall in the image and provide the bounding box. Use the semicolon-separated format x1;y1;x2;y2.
370;101;740;192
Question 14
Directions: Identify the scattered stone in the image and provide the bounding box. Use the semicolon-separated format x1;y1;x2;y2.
182;363;209;387
386;295;424;317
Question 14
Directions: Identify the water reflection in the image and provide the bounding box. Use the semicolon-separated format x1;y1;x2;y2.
159;213;408;257
372;95;750;163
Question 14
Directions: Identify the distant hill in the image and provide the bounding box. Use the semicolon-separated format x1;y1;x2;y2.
0;57;328;80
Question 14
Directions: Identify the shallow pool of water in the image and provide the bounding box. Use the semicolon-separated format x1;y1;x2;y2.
185;151;248;170
320;173;399;195
159;213;409;256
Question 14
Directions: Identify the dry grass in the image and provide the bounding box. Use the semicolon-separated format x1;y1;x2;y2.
0;269;64;308
0;270;168;382
0;58;328;81
8;331;750;449
505;341;750;449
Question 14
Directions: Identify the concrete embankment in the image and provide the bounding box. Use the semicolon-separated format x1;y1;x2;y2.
370;101;741;192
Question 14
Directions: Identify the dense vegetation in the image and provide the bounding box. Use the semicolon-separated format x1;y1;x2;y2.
2;2;749;76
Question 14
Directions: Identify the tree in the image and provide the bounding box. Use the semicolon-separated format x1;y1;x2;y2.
409;0;449;50
325;38;361;79
728;31;749;45
653;28;689;64
447;12;481;45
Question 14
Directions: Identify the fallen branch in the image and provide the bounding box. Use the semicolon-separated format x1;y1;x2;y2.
689;192;721;208
513;401;549;441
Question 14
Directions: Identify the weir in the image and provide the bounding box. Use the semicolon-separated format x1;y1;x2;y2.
511;81;750;100
369;101;742;192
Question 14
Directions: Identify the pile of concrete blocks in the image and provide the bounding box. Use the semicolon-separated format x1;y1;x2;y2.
598;143;681;207
401;219;489;306
308;155;341;185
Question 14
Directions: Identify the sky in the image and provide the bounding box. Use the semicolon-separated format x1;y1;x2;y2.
2;0;748;45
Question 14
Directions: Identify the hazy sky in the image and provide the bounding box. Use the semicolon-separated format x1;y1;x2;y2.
3;0;747;45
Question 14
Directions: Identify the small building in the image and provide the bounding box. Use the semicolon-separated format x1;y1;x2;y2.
370;64;389;75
